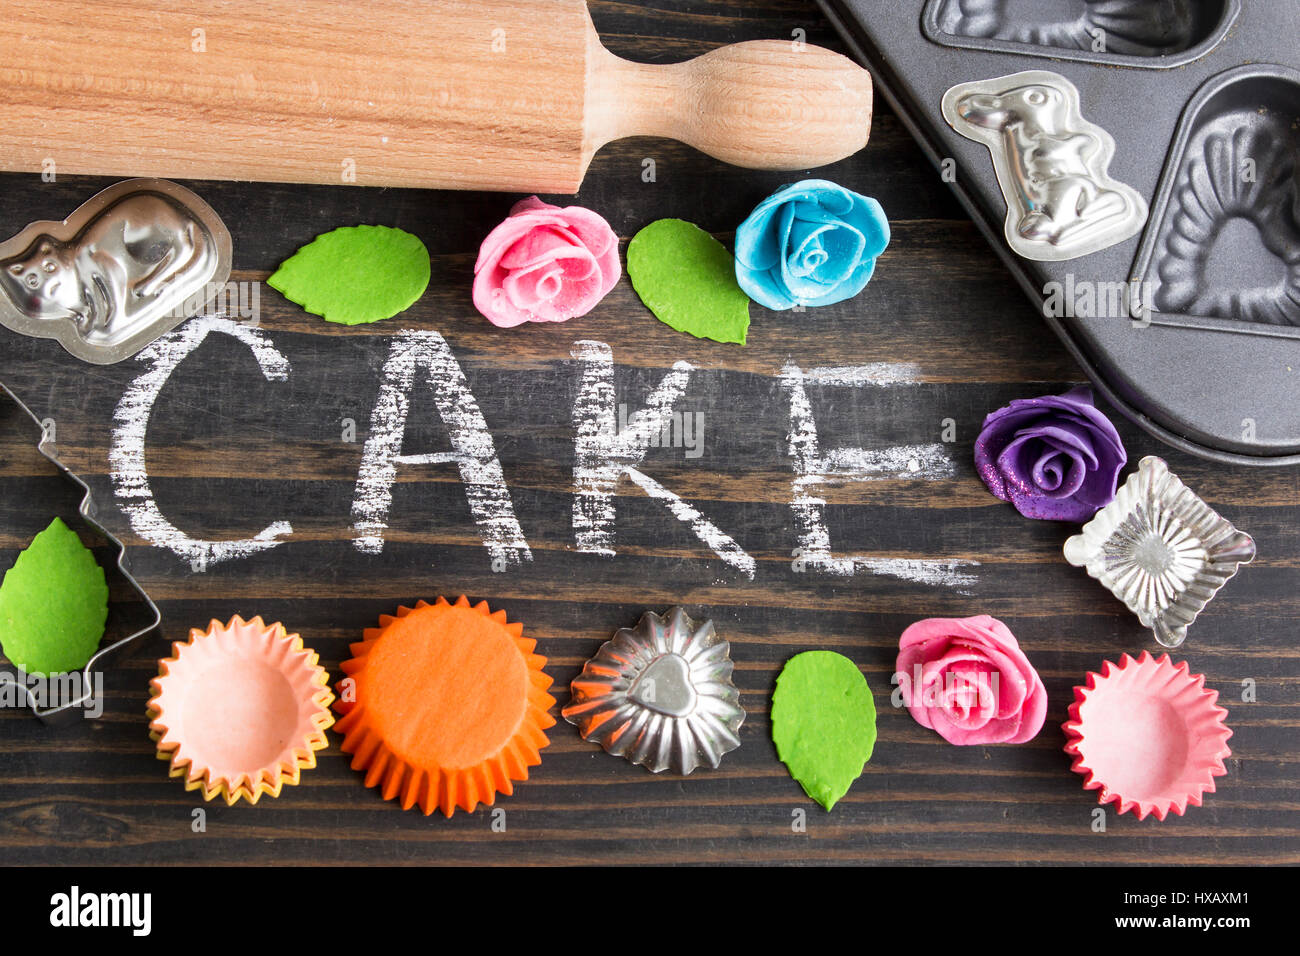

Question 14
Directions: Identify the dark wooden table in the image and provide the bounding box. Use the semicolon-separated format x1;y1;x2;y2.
1;0;1296;866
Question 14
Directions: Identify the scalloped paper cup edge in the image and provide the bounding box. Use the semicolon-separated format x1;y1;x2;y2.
1063;650;1231;821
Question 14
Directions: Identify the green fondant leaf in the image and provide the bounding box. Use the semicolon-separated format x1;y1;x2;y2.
627;219;750;345
268;224;431;325
0;517;108;676
771;650;877;810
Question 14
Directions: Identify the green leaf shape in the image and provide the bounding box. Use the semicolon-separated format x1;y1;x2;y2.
771;650;877;811
0;517;108;676
268;224;431;325
627;218;750;345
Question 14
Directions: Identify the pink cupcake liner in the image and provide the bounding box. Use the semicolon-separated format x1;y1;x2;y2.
148;615;334;805
1063;651;1231;821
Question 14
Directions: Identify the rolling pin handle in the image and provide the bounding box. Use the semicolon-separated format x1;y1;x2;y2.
584;38;873;171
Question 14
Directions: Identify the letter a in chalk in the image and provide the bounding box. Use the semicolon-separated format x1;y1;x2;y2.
570;340;754;578
352;330;531;568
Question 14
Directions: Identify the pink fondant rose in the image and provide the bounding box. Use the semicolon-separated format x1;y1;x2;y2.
472;197;620;327
895;615;1047;745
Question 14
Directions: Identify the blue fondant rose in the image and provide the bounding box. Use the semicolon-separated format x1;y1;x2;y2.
734;180;889;310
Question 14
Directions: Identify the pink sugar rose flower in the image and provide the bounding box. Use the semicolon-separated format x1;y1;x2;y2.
895;615;1047;746
472;196;620;327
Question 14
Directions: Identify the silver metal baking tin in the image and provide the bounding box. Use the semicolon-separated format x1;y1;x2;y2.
562;607;744;775
0;382;161;722
815;0;1300;464
1064;456;1255;649
941;70;1148;261
922;0;1240;71
0;179;231;365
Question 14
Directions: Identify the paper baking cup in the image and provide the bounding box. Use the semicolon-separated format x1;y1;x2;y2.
147;615;334;806
334;596;555;817
1063;651;1231;821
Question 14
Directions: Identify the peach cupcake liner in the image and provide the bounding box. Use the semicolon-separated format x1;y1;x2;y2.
334;595;555;817
1063;650;1231;821
147;615;334;806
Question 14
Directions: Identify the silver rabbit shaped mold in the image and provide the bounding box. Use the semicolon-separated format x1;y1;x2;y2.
0;179;231;364
941;70;1147;261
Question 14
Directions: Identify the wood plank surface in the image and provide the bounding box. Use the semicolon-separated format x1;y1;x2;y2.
0;0;1295;866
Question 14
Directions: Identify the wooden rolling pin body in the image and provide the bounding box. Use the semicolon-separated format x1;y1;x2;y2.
0;0;873;192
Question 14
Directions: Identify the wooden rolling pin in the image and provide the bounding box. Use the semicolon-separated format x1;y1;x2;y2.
0;0;873;192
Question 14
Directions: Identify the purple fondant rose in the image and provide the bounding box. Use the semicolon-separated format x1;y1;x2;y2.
974;386;1126;522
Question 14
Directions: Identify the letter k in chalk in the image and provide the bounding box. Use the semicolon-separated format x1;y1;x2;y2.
570;340;755;578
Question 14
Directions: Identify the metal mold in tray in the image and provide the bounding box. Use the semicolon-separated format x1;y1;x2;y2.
0;178;231;365
923;0;1240;69
942;70;1147;261
1130;65;1300;333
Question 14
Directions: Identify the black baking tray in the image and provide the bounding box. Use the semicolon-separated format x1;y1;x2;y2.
818;0;1300;465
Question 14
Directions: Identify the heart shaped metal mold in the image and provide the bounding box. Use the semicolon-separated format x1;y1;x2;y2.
562;607;744;774
1129;64;1300;335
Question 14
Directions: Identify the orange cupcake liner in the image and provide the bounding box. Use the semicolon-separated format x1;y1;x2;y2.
334;595;555;817
147;615;335;806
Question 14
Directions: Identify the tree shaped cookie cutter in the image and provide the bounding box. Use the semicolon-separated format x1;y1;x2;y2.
0;381;161;722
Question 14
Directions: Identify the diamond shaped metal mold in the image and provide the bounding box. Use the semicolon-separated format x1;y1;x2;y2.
1064;456;1255;648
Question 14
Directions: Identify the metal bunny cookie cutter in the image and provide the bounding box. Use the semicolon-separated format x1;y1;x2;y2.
0;382;161;722
941;70;1147;261
0;178;231;364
